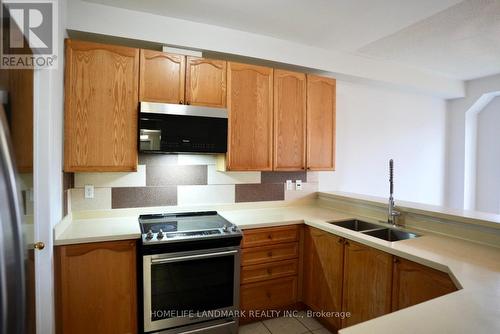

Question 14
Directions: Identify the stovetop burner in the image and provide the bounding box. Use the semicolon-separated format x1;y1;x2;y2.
138;211;241;245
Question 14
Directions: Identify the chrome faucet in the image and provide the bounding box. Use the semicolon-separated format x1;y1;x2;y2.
388;159;400;226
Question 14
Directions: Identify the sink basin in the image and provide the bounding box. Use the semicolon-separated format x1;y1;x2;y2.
362;228;419;241
331;219;383;232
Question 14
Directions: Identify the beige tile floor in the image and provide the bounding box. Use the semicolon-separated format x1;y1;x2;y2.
239;312;333;334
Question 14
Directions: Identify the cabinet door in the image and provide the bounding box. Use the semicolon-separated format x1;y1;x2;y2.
342;240;392;327
9;69;33;172
185;57;226;107
303;227;344;330
55;240;137;334
227;62;273;171
392;257;457;311
139;49;185;103
273;69;306;171
306;75;336;170
240;276;298;321
64;39;139;172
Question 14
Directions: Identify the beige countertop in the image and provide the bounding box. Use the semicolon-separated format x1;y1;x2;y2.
320;191;500;230
54;202;500;333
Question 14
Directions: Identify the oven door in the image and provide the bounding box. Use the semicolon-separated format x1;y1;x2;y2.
143;247;240;333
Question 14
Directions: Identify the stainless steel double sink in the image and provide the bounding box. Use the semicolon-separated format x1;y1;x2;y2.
330;219;419;242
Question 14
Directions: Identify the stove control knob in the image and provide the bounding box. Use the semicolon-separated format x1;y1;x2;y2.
222;224;230;233
146;230;154;240
231;225;238;232
157;229;164;239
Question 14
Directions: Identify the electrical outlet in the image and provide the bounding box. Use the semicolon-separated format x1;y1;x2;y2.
295;180;302;191
84;184;94;199
286;180;293;190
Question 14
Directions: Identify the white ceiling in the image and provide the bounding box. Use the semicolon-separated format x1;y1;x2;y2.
357;0;500;80
84;0;500;80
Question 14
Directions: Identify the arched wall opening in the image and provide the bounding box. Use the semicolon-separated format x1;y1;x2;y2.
463;92;500;211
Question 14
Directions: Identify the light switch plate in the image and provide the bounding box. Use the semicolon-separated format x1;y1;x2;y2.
84;184;94;199
286;180;293;190
295;180;302;191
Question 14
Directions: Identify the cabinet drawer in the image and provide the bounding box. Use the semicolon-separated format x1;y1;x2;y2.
242;242;298;266
242;225;299;248
241;259;298;284
241;276;297;311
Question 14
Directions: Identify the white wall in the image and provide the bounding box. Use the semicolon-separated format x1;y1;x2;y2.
65;0;464;98
446;74;500;209
475;97;500;213
319;80;447;206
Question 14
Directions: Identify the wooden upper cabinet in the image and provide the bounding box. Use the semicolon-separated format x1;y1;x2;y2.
64;39;139;172
392;257;457;311
227;62;273;171
9;69;33;172
139;49;185;103
55;240;137;334
303;227;344;331
342;240;392;328
273;69;306;171
185;56;226;107
306;74;336;170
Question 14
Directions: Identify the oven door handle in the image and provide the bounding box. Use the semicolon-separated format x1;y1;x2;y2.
151;250;238;264
177;320;236;334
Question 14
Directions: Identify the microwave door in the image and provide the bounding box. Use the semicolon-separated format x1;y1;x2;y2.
140;129;161;151
139;110;227;154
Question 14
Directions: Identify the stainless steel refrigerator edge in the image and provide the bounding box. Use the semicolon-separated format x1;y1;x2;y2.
0;104;26;334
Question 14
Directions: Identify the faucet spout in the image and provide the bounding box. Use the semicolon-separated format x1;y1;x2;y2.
388;159;400;226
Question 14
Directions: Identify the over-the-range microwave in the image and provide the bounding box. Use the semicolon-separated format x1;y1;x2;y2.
139;102;228;154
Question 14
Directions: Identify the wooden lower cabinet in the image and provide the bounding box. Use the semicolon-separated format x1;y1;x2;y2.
302;227;344;331
55;240;137;334
239;226;301;323
241;276;298;314
237;226;460;331
242;242;299;266
341;240;393;328
241;259;298;284
242;225;299;248
392;257;457;311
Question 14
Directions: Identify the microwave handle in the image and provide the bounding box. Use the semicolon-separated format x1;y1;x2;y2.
151;250;238;265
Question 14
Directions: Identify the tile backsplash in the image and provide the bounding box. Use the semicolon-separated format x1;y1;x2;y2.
66;154;318;212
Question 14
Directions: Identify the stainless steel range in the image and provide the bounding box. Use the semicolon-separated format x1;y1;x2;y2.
138;211;242;334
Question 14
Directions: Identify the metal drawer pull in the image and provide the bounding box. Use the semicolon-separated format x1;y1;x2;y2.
151;250;237;264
